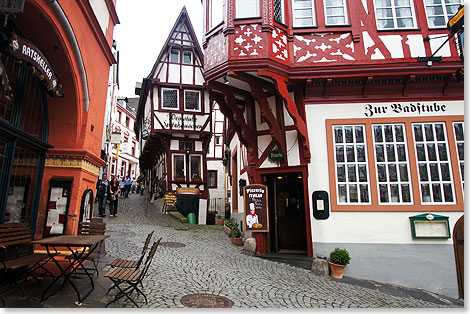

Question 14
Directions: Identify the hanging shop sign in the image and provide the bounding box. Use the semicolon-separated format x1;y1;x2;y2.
8;33;63;97
455;67;464;83
176;187;200;195
448;6;464;35
243;184;269;233
163;191;177;206
268;149;285;162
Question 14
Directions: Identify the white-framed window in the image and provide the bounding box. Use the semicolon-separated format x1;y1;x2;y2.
413;122;455;203
274;0;285;24
373;124;412;203
173;154;185;179
209;0;224;29
190;155;202;179
424;0;462;28
453;122;464;191
333;125;371;204
170;49;180;63
324;0;348;25
184;90;200;111
183;51;193;65
292;0;316;27
236;0;260;18
374;0;416;30
162;88;179;110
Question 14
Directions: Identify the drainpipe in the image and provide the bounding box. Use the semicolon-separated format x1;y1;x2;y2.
48;0;90;112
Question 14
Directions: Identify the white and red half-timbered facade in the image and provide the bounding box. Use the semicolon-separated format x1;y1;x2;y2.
202;0;464;298
136;7;223;224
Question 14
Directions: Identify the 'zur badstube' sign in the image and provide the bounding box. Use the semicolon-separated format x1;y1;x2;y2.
9;34;63;97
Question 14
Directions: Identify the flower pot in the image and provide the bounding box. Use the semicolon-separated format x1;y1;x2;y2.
224;224;232;236
215;218;224;225
328;261;346;279
231;237;243;246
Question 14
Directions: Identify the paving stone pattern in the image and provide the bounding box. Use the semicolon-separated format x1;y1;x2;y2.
97;194;462;308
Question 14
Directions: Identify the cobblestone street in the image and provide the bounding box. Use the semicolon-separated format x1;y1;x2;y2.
1;192;464;308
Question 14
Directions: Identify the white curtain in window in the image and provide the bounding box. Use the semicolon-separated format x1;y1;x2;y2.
210;0;224;29
237;0;259;18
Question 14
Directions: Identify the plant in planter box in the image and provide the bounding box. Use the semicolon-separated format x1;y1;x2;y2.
224;218;238;236
215;215;224;225
230;229;243;246
192;174;202;182
328;248;351;279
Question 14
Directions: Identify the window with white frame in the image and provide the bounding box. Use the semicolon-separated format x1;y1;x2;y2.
424;0;462;28
325;0;348;25
184;90;200;111
190;155;201;179
274;0;285;24
413;123;454;203
183;51;192;65
174;155;185;179
292;0;316;27
236;0;260;18
162;89;179;109
374;0;416;30
373;124;412;203
453;122;464;190
170;49;180;63
209;0;224;29
333;125;370;204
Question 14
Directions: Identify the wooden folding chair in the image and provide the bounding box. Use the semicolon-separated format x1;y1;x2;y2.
105;237;162;308
107;231;154;270
65;222;106;275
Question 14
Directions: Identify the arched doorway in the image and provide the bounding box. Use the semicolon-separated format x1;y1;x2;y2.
453;215;464;299
80;189;94;223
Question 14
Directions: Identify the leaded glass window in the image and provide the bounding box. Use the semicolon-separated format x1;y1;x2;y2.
425;0;462;28
162;89;178;109
333;125;370;204
170;49;180;63
413;122;455;203
373;124;412;203
274;0;285;24
185;90;200;111
174;155;185;179
375;0;416;30
190;155;201;179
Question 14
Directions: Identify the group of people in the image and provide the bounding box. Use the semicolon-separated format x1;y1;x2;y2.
96;174;141;217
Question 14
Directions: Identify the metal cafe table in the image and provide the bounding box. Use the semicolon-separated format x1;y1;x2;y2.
30;234;109;306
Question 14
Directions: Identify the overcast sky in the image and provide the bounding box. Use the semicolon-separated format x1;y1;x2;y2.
113;0;203;98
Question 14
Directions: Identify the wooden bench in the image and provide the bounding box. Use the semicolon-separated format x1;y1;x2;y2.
0;223;57;303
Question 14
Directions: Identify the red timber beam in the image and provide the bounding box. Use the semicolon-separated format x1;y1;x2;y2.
259;70;311;163
231;72;287;154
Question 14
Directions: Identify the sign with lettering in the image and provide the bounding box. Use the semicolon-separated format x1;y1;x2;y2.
268;149;285;162
243;184;269;233
364;102;447;118
156;112;209;131
9;34;62;97
164;191;177;206
448;5;464;34
176;187;200;195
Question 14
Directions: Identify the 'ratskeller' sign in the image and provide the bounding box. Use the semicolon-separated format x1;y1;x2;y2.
9;33;63;97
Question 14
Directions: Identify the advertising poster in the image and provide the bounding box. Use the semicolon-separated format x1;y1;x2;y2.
243;184;269;233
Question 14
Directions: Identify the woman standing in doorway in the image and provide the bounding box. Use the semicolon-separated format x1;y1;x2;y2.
109;177;120;217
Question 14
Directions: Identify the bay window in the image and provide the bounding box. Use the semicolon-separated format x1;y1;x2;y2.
236;0;260;18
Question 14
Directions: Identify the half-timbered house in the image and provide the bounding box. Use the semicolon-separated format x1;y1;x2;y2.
201;0;464;298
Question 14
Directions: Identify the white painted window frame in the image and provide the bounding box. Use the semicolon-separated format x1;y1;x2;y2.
173;154;185;179
183;51;193;65
161;88;179;110
324;0;348;26
374;0;417;30
453;121;464;193
292;0;316;27
424;0;463;29
236;0;260;18
184;90;201;112
170;49;180;63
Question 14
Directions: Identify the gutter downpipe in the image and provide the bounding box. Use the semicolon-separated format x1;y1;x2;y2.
48;0;90;112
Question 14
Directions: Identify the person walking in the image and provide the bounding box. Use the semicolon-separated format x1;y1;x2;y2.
119;177;126;197
131;179;136;193
96;173;110;217
124;176;132;197
109;177;120;217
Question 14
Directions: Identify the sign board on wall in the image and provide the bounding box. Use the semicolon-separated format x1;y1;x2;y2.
243;184;269;233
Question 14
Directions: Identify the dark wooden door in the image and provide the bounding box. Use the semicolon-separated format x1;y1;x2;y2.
453;215;464;299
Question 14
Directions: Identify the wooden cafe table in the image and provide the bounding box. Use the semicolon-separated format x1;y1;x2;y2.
31;234;109;306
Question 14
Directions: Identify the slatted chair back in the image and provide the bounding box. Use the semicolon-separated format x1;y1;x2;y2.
135;231;154;269
0;223;33;258
139;237;162;280
78;222;106;235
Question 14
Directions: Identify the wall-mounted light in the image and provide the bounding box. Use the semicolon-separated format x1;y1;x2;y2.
223;74;229;85
277;176;283;180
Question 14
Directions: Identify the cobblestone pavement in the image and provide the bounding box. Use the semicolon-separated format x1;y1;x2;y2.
1;193;463;308
95;193;462;308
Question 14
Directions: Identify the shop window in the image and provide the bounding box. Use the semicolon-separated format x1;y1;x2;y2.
183;51;193;65
185;90;200;111
19;66;44;139
170;49;180;63
413;123;454;203
453;122;464;191
274;0;285;24
292;0;316;27
236;0;260;18
424;0;462;28
209;0;224;29
0;53;20;123
333;125;370;204
324;0;348;25
373;124;412;203
162;88;179;109
374;0;416;30
174;155;185;179
208;170;217;188
190;155;201;179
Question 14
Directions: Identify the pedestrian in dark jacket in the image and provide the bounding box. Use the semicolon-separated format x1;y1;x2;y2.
109;177;120;217
96;173;110;217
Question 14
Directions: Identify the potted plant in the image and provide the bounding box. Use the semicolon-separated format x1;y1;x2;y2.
328;248;351;279
192;174;202;182
230;229;243;246
215;215;224;225
224;218;238;236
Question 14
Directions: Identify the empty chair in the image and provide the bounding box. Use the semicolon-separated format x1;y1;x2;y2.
107;231;154;270
105;237;162;308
